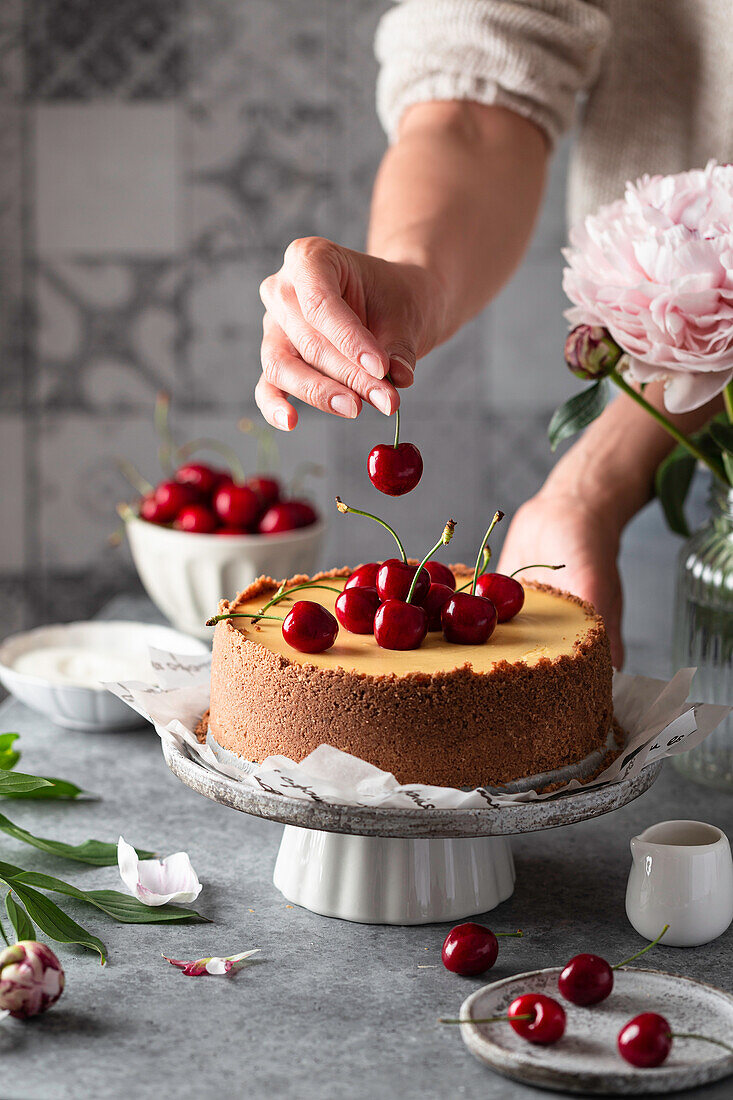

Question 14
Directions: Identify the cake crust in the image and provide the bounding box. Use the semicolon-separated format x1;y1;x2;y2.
207;568;613;787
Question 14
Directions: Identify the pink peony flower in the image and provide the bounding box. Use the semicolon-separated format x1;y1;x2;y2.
563;161;733;413
0;941;65;1019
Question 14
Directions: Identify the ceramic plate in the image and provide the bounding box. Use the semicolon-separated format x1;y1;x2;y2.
458;967;733;1095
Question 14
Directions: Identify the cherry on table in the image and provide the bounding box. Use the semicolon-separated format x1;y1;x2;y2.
373;600;428;650
424;560;456;590
282;601;338;654
558;954;613;1007
175;462;221;496
475;573;525;623
154;480;200;522
441;592;497;644
174;504;218;534
508;994;566;1045
441;923;499;976
344;562;380;590
335;586;380;634
423;583;455;630
258;500;318;534
376;559;430;605
367;441;423;497
247;475;280;510
617;1013;672;1068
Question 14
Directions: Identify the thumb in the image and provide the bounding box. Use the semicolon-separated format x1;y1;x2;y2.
368;321;417;388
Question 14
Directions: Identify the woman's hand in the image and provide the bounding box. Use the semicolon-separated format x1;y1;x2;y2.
256;238;447;430
497;489;624;668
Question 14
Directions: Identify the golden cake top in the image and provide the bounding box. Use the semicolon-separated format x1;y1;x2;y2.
224;569;597;676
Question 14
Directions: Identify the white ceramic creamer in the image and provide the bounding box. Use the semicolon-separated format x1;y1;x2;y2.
626;820;733;947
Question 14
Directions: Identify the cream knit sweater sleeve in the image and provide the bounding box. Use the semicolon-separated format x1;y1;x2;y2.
375;0;611;146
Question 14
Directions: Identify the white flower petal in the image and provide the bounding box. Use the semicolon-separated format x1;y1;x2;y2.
117;835;202;907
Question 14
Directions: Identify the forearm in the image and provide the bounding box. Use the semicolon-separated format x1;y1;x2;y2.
367;101;548;342
544;382;722;528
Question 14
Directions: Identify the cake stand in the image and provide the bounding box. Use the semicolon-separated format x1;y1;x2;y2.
162;737;662;925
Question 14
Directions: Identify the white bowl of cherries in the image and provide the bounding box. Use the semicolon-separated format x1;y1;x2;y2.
119;405;325;639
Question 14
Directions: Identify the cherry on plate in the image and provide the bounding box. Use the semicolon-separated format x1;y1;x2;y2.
617;1013;672;1068
367;441;423;496
281;601;338;654
376;559;430;604
441;592;497;644
373;600;428;650
441;923;499;976
424;560;456;590
344;562;381;590
214;482;261;528
558;953;613;1006
174;505;218;534
475;573;525;622
508;994;566;1045
335;587;380;634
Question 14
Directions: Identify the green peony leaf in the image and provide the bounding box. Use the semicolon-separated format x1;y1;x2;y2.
655;445;697;537
548;380;609;452
0;878;106;963
2;776;91;801
0;812;154;865
0;773;53;796
0;733;20;771
5;891;34;941
710;420;733;456
5;868;208;924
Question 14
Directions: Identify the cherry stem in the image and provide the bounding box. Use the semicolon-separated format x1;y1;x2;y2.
206;612;284;627
155;391;175;475
613;924;669;970
495;930;523;937
439;1014;533;1026
334;497;407;563
671;1032;733;1056
456;548;491;592
472;511;504;595
116;459;154;496
175;438;246;484
253;581;341;622
387;372;400;447
406;520;456;603
509;564;565;579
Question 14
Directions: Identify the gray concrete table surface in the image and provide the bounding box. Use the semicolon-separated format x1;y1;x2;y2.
1;585;732;1100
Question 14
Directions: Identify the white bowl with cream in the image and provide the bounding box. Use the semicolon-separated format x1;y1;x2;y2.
0;621;209;732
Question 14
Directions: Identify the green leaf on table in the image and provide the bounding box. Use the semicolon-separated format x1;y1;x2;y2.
2;776;91;801
0;733;20;771
0;878;106;963
5;868;208;924
655;445;697;537
5;891;34;941
0;812;154;865
548;379;609;452
0;773;53;796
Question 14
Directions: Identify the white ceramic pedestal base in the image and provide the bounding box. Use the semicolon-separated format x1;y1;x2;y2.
273;826;515;924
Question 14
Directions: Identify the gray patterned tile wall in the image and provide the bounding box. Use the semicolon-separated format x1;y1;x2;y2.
0;0;575;636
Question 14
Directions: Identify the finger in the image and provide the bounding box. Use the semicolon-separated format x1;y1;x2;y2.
279;238;390;379
255;376;297;431
261;324;365;420
263;299;399;416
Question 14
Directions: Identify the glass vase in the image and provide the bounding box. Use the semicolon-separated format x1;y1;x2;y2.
672;481;733;789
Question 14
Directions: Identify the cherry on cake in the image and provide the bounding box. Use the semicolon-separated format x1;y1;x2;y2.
205;567;613;788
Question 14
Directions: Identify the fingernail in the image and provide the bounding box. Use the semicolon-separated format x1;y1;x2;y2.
273;408;289;430
390;354;414;374
369;388;393;416
359;352;385;378
330;393;357;418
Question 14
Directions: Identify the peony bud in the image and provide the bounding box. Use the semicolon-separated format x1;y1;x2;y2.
565;325;623;380
0;940;65;1019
